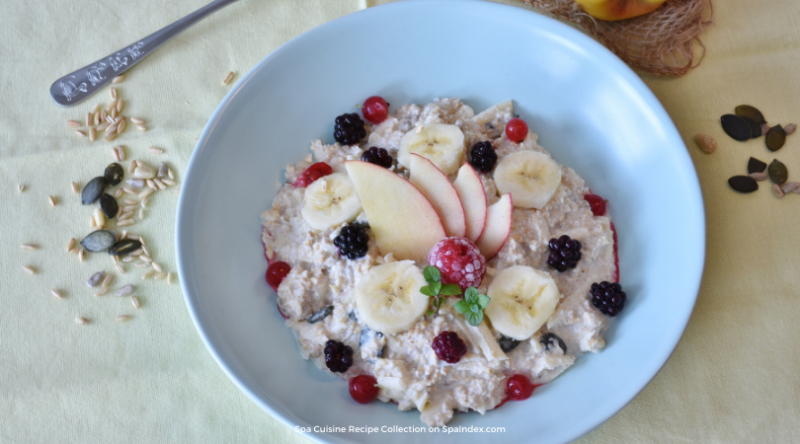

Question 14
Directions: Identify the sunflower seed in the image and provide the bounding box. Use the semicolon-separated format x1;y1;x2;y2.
766;125;786;151
22;266;36;275
78;249;86;262
148;146;164;154
146;179;157;190
768;159;788;184
94;110;101;125
87;271;105;287
152;262;163;273
82;176;107;204
99;273;113;289
721;114;751;141
70;181;80;193
734;105;766;124
116;315;130;322
122;187;137;195
67;120;81;128
154;272;167;280
728;176;758;193
117;100;124;113
67;238;77;252
222;71;235;85
112;75;125;83
48;195;57;206
116;284;135;297
748;157;767;174
89;127;97;142
136;124;147;132
130;117;144;124
138;236;146;246
134;261;149;268
167;272;173;285
126;179;145;188
75;317;88;325
110;87;117;100
785;123;797;135
81;230;116;252
117;118;127;134
103;132;118;142
139;188;154;199
51;289;64;299
93;208;106;229
129;160;138;173
781;182;800;194
121;255;135;263
141;270;155;280
141;245;151;257
90;215;97;228
158;162;168;177
18;184;25;192
113;188;124;199
749;172;768;181
115;263;125;273
85;112;92;126
20;243;38;250
131;296;140;309
167;168;174;180
117;220;135;227
773;184;785;199
97;122;110;132
117;145;127;161
153;178;166;190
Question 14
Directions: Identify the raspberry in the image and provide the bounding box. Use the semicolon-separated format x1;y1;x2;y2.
293;162;333;188
334;113;367;145
506;374;535;400
265;261;291;290
505;118;528;143
362;96;389;124
590;281;626;317
427;237;486;289
349;374;379;404
431;331;467;363
324;340;354;373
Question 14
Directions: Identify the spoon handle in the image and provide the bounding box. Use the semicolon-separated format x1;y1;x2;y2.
50;0;240;106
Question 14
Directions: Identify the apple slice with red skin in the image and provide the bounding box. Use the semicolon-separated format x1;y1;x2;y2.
476;194;513;259
344;160;446;264
409;154;467;238
453;163;488;243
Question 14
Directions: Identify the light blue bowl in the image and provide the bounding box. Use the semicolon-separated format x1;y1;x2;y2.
176;1;705;443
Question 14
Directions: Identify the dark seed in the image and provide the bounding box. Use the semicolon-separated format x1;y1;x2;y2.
348;311;358;322
765;125;786;151
498;335;520;353
748;157;767;174
540;332;568;354
721;114;752;141
768;159;788;185
81;176;107;205
740;116;762;138
734;105;766;125
728;175;759;193
80;230;116;252
376;345;386;359
103;163;124;186
108;239;142;256
99;194;118;219
307;305;334;324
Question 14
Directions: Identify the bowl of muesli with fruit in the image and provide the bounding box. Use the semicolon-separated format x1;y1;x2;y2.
176;1;705;443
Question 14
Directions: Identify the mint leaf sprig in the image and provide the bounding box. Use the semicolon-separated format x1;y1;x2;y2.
420;266;462;316
453;287;492;327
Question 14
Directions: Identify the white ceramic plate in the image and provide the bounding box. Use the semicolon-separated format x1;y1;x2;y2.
176;1;705;443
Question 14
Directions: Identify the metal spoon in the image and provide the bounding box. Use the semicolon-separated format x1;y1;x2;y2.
50;0;240;106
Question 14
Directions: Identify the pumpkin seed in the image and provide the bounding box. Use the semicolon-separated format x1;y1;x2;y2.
81;176;107;204
104;163;124;186
734;105;766;125
741;116;762;138
768;159;788;184
765;125;786;151
80;230;116;252
728;176;758;193
99;194;119;219
499;335;521;353
307;305;334;324
721;114;752;141
748;157;767;174
108;239;143;256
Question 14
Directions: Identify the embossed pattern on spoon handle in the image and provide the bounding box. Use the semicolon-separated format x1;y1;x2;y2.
50;0;240;106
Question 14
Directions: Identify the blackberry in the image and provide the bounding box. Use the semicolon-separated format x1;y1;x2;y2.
468;141;498;173
547;235;582;272
361;147;393;168
324;339;354;373
431;331;467;364
334;224;369;260
590;281;626;317
334;113;367;145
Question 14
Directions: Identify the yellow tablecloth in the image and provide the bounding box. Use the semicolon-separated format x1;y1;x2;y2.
2;0;799;442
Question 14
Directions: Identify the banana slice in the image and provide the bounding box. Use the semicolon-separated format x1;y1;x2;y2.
301;172;362;230
354;261;429;334
493;151;561;209
484;265;561;340
397;123;465;175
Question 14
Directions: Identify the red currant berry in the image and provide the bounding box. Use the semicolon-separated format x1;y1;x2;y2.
505;118;528;143
266;261;291;290
506;374;534;401
583;193;607;217
293;162;333;188
349;374;379;404
362;96;389;124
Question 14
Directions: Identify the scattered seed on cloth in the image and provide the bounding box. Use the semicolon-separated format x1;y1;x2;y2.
728;176;758;193
721;114;752;141
748;157;767;174
766;125;786;151
694;134;717;154
768;159;788;184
